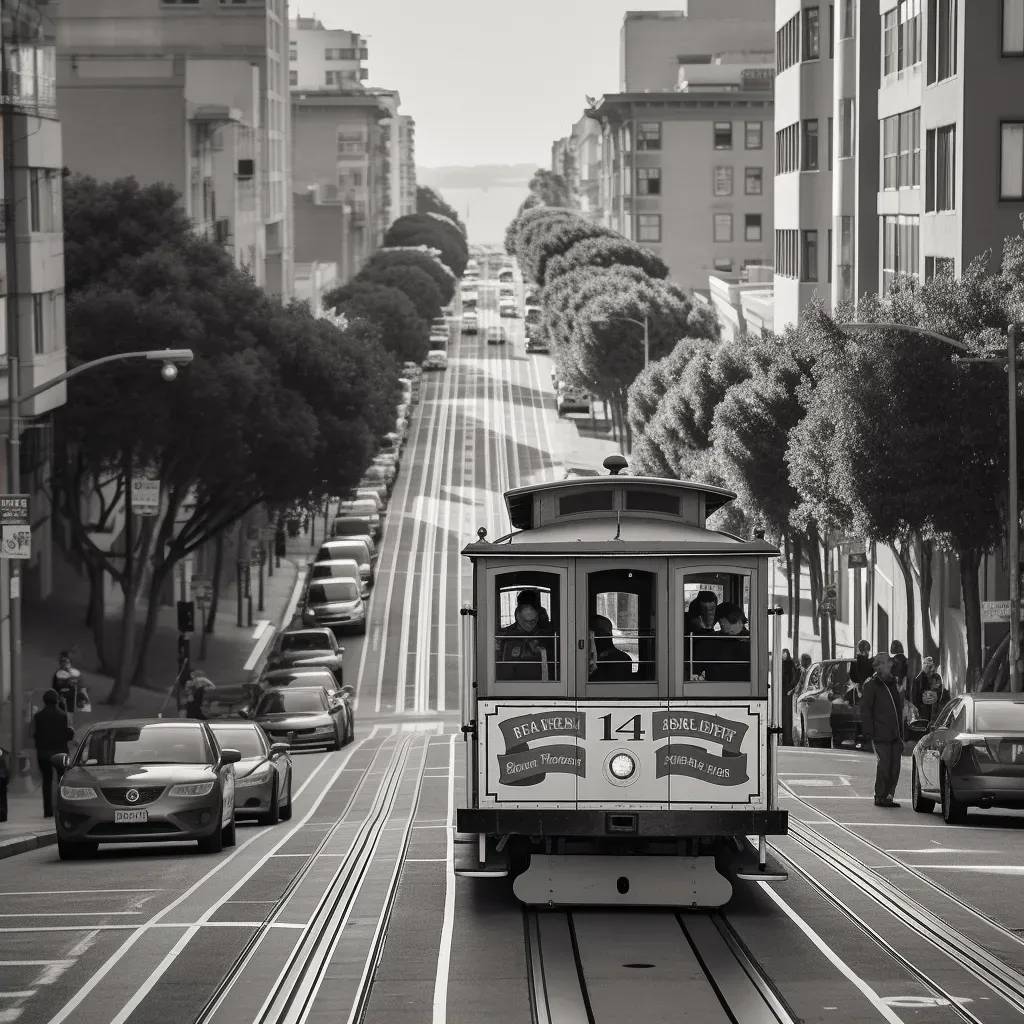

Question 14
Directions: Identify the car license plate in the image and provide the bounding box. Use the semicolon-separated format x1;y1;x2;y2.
114;809;148;824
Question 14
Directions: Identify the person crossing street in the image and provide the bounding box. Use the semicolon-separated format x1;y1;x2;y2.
860;652;905;807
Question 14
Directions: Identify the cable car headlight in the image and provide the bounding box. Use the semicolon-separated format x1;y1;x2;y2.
603;750;640;787
609;753;636;779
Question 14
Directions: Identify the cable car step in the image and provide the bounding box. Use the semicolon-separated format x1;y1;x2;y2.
454;840;509;878
731;838;788;882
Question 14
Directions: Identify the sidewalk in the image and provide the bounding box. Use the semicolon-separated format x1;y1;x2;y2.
0;509;331;859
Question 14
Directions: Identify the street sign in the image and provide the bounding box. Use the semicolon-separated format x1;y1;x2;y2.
0;495;30;560
982;600;1024;623
131;477;160;516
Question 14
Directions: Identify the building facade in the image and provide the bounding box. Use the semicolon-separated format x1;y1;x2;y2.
289;16;367;91
397;114;417;219
550;115;603;222
53;0;292;300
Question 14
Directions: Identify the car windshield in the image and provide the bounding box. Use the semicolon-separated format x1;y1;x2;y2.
280;632;332;652
76;724;213;766
332;520;370;536
210;725;266;759
322;545;366;563
312;563;358;580
974;701;1024;732
257;689;327;715
308;580;359;603
266;669;337;688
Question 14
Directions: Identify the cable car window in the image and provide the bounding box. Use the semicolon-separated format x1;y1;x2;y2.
625;490;679;514
587;569;656;682
494;572;560;681
682;572;751;684
559;490;614;516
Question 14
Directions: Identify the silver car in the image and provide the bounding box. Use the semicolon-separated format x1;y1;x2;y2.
252;686;353;751
301;577;367;635
52;719;241;860
209;721;293;825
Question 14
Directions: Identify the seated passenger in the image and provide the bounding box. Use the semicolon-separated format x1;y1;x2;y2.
588;614;634;681
697;602;751;682
495;589;557;681
685;591;719;680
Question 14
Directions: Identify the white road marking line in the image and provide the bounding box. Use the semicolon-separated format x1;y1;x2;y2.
758;883;906;1024
0;914;141;919
432;732;457;1024
909;865;1024;873
0;993;35;999
840;821;1024;830
44;747;339;1024
34;962;73;986
0;962;70;968
0;1008;23;1023
405;859;446;863
886;849;1005;854
0;890;161;896
66;932;100;958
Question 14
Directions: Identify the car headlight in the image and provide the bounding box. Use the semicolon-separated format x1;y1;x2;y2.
236;767;272;789
169;781;216;797
59;785;97;801
609;753;636;780
312;726;335;735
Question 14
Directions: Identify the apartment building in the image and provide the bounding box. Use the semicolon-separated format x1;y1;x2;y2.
397;114;417;219
0;1;67;625
289;16;367;91
620;3;775;92
54;0;293;300
551;115;603;222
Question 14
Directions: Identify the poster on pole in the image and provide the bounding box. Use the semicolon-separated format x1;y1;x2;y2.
131;477;160;516
0;495;30;560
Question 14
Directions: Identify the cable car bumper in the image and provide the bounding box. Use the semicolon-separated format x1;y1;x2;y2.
456;808;788;837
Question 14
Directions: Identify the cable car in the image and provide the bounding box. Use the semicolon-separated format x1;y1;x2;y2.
455;455;788;908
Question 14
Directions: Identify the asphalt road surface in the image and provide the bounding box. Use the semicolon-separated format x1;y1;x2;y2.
3;255;1024;1024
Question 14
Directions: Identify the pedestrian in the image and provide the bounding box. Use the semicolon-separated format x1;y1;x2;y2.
909;657;950;725
183;670;215;719
860;653;905;808
32;690;75;817
849;640;872;692
51;651;81;713
781;650;796;744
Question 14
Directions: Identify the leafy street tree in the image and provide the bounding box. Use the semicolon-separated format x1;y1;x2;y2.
505;205;575;261
526;168;576;208
627;341;701;442
362;246;457;305
55;177;399;699
415;185;466;236
323;280;430;364
384;212;469;277
547;235;670;284
357;261;444;322
520;216;612;287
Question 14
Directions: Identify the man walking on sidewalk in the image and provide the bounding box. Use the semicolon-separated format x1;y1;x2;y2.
860;653;905;807
32;690;75;817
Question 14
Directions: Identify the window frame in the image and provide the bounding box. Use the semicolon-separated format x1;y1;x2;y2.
713;212;733;243
801;229;819;282
636;166;662;196
802;118;820;170
31;292;44;355
745;121;763;150
838;98;856;158
636;213;661;243
714;121;733;150
841;0;855;39
745;213;763;243
1004;0;1024;55
744;167;763;195
713;166;734;196
1000;120;1024;200
803;6;821;59
636;122;662;151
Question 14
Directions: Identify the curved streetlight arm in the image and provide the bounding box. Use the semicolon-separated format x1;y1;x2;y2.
839;321;977;355
12;348;195;409
592;314;646;329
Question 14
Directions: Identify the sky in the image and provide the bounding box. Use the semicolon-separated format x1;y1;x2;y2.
294;0;638;168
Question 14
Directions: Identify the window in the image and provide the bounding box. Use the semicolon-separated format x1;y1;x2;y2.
0;298;7;357
885;1;922;77
289;70;297;86
925;255;955;279
881;214;920;292
1005;0;1024;54
829;4;835;57
32;293;44;355
325;71;347;86
714;258;733;272
1001;122;1024;199
745;167;763;195
777;14;801;72
289;46;296;61
838;97;855;158
29;168;41;231
682;573;751;684
494;573;561;682
713;213;733;243
925;124;956;211
636;167;661;195
745;121;763;149
828;116;834;169
775;229;799;277
637;214;661;242
841;0;855;38
325;48;357;60
801;230;819;281
882;108;922;188
337;130;365;155
802;119;819;170
827;229;833;283
927;0;957;83
837;215;855;302
883;9;898;75
714;122;733;150
803;7;821;58
636;122;661;151
713;166;733;196
588;569;657;683
745;214;763;243
775;123;800;173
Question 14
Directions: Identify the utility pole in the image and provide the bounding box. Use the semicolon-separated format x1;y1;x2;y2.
1008;325;1021;692
642;314;649;368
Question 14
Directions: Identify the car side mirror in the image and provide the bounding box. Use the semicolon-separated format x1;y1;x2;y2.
238;708;251;719
220;748;242;765
909;719;931;735
270;742;290;754
50;753;69;770
340;685;355;700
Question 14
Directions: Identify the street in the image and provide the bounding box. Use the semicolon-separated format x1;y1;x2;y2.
2;260;1024;1024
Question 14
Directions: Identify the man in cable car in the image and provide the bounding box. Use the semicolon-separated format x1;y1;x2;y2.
700;602;751;682
495;588;557;681
588;614;634;682
684;590;719;680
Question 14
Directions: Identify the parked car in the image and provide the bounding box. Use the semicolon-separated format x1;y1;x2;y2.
525;334;549;354
209;720;293;826
462;310;479;334
498;269;514;283
429;330;449;348
251;686;353;752
525;305;541;326
353;488;385;513
266;627;346;677
308;558;367;599
331;514;379;541
423;349;448;370
525;290;540;305
485;326;507;346
499;285;515;299
301;576;367;635
911;692;1024;823
498;299;518;318
358;470;389;503
790;659;862;748
334;497;381;539
261;665;346;700
315;537;376;585
52;719;242;859
378;432;403;459
557;387;591;415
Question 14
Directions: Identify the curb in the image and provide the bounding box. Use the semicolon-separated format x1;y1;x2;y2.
0;832;57;861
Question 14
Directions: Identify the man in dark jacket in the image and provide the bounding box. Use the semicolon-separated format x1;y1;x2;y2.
32;690;75;817
860;653;905;807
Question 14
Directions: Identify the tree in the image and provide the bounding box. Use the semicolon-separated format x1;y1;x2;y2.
357;262;443;322
520;216;612;287
505;204;575;261
416;185;466;236
384;213;469;277
627;341;701;442
362;246;457;304
512;208;578;270
547;235;670;284
526;168;575;208
323;280;429;363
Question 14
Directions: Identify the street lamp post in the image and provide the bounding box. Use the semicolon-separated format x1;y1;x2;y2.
4;348;193;790
841;321;1021;692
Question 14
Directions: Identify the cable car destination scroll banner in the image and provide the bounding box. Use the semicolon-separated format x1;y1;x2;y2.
651;711;749;786
497;711;587;785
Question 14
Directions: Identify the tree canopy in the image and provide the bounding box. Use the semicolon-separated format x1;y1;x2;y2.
415;185;466;236
362;246;457;304
323;280;430;364
520;217;612;287
384;212;469;277
547;235;670;284
356;261;444;322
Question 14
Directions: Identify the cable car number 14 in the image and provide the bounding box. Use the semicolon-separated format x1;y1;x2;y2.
600;713;646;742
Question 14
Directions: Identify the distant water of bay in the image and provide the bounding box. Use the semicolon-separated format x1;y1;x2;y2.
430;185;528;247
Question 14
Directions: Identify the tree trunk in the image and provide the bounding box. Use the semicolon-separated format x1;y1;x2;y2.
959;546;984;692
894;537;919;675
108;450;136;705
806;526;822;637
916;537;940;662
205;530;225;634
791;532;803;663
128;559;175;690
784;533;794;641
86;561;113;675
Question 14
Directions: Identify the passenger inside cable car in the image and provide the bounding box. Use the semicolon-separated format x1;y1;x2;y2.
586;568;656;684
588;615;633;681
494;583;559;681
683;574;752;685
